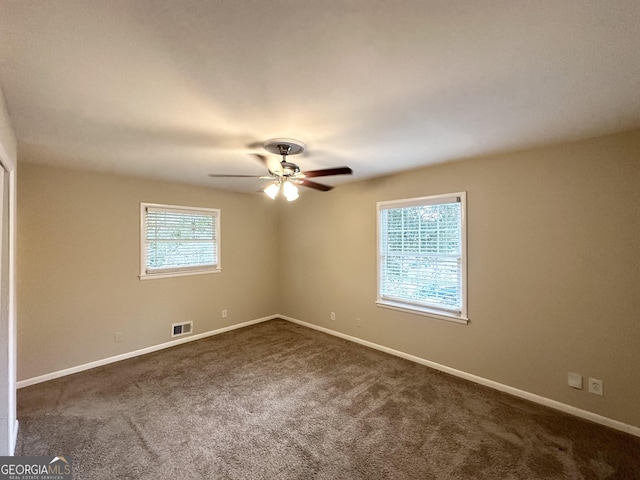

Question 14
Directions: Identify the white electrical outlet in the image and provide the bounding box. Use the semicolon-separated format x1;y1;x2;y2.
222;309;228;318
114;332;123;343
355;318;361;328
588;378;603;396
330;312;336;321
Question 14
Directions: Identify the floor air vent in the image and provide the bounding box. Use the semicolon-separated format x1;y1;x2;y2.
171;321;193;337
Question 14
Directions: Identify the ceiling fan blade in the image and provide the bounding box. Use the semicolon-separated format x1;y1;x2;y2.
301;167;353;178
208;174;264;178
246;141;264;149
252;154;283;175
251;154;268;166
295;178;334;192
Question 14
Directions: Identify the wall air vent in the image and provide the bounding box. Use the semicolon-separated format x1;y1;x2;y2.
171;321;193;338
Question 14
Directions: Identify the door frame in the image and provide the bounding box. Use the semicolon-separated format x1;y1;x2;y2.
0;139;17;455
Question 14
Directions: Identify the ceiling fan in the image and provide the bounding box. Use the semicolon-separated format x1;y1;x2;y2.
209;139;353;201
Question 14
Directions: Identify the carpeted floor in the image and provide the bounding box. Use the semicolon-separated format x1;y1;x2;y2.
16;319;640;479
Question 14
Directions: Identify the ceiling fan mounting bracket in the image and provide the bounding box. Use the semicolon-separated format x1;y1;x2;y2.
263;138;306;157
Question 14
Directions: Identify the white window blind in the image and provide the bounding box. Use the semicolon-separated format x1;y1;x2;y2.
377;193;467;321
141;204;220;279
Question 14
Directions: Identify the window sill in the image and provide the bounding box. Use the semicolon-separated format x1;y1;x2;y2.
139;268;221;281
375;300;469;325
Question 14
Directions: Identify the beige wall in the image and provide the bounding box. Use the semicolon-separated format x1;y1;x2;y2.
17;163;279;380
16;129;640;428
278;129;640;428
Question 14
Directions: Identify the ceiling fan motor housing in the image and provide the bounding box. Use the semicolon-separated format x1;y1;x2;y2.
281;161;300;175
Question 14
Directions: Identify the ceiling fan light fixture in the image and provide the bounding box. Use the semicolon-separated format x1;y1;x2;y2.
264;183;280;200
283;181;299;201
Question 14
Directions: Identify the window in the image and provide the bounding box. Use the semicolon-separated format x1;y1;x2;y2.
376;192;467;324
140;203;220;280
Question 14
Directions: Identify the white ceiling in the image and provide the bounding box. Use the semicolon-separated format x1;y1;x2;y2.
1;1;639;192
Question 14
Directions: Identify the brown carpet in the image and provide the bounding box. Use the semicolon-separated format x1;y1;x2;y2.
16;319;640;479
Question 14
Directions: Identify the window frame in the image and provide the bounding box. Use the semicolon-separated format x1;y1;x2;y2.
139;202;221;281
376;192;468;325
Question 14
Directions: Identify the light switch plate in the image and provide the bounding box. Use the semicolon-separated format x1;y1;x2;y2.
568;372;583;389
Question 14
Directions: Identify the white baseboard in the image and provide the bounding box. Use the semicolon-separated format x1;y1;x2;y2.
17;315;278;389
279;315;640;438
16;313;640;438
